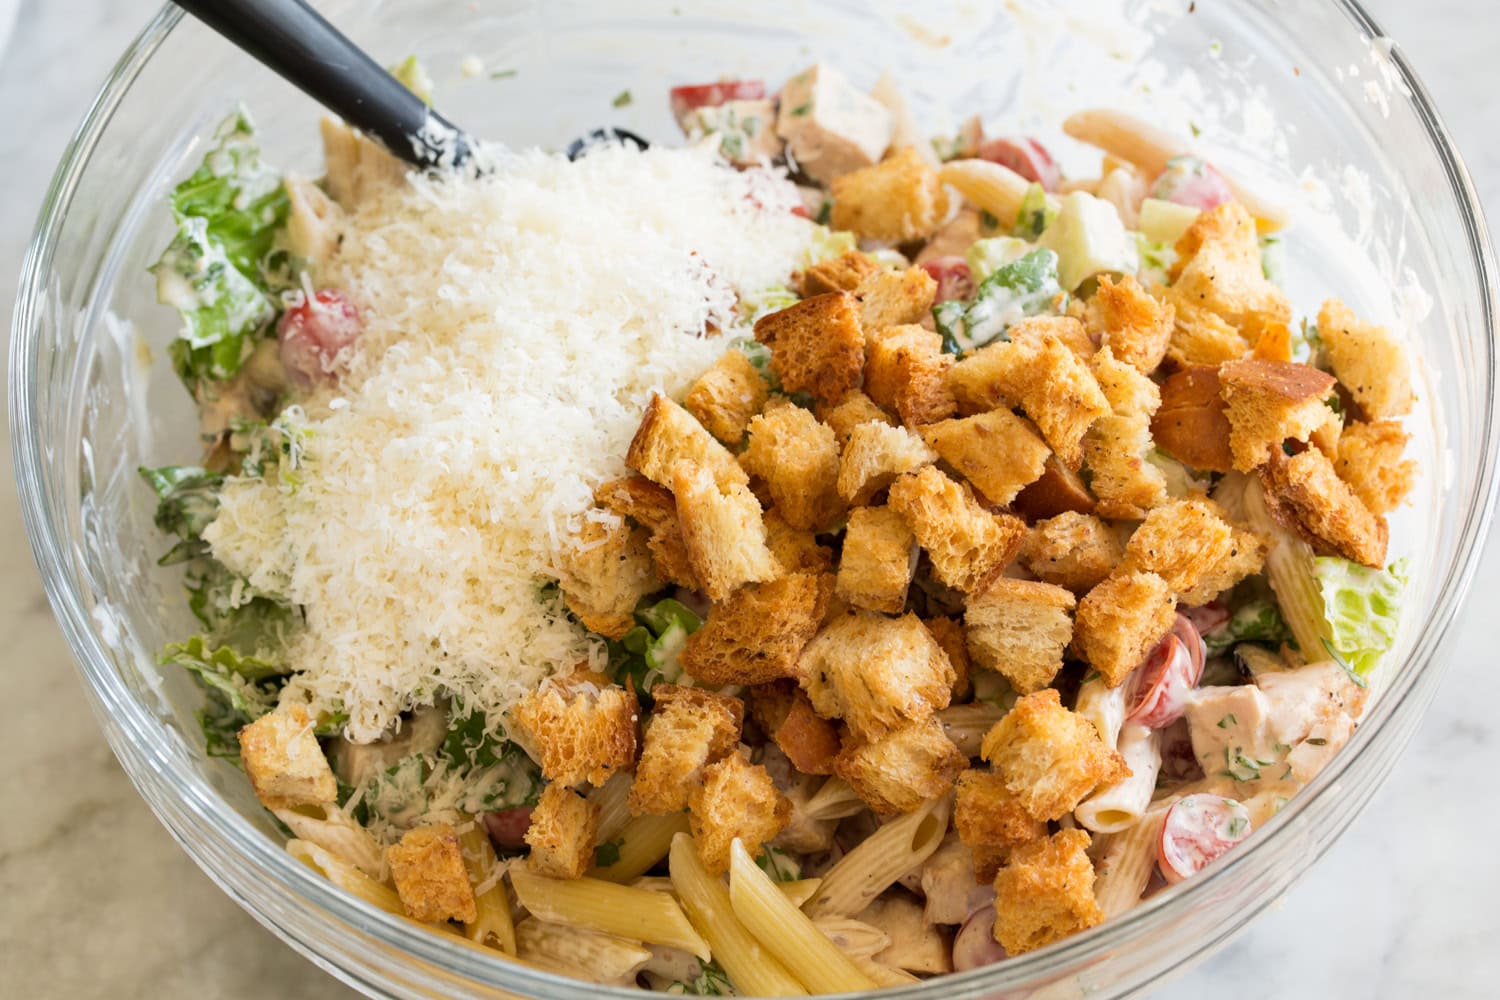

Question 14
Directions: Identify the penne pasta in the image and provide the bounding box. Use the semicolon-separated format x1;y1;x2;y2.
457;823;516;954
274;803;384;878
588;812;691;883
668;834;808;997
849;954;921;988
937;702;1005;757
287;839;403;916
801;777;867;823
515;918;653;986
804;796;951;919
1075;724;1163;834
509;868;710;959
728;840;877;994
938;159;1060;228
1092;805;1169;918
1075;675;1129;749
589;771;635;843
811;917;890;960
776;878;824;910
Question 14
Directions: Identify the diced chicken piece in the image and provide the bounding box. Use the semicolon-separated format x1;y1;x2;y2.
776;64;894;185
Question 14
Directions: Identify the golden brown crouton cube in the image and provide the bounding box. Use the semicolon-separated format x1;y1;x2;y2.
511;673;639;787
594;475;699;589
798;250;880;297
239;704;338;810
684;351;769;446
556;516;661;640
629;686;744;816
763;509;835;574
526;783;602;879
834;716;967;815
1085;274;1173;374
1022;512;1123;593
837;420;939;504
1151;366;1235;473
797;610;955;741
754;292;866;403
1164;298;1252;368
830;146;950;243
746;680;843;775
817;390;896;447
1072;572;1176;687
1169;202;1291;338
1336;420;1416;516
1014;455;1097;520
627;392;749;493
1259;448;1388;568
679;571;834;685
946;320;1110;469
979;689;1128;822
1119;499;1266;605
886;466;1026;596
992;828;1102;955
854;266;940;337
864;323;957;428
739;403;844;531
965;579;1077;694
1318;298;1414;420
672;462;781;601
920;410;1050;507
688;752;792;875
1091;346;1160;420
954;770;1047;878
836;506;918;614
1082;414;1167;521
924;616;972;701
1252;319;1295;362
1218;358;1339;472
387;824;478;924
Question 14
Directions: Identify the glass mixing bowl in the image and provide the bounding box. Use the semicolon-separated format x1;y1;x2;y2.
11;1;1498;997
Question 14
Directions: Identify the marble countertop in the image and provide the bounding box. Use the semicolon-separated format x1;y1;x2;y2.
1;1;1495;997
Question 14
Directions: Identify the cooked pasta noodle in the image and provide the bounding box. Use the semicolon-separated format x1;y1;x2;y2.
804;797;951;919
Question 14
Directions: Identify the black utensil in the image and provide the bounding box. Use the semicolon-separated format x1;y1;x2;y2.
173;0;476;169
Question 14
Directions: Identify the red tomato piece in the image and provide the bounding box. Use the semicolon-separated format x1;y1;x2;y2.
481;806;534;850
1179;601;1230;639
1150;155;1234;211
277;289;362;388
1125;614;1206;729
978;136;1062;191
1157;794;1252;884
668;80;766;124
920;256;975;304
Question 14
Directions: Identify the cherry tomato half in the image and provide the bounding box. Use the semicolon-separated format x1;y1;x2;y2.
1125;615;1206;729
481;806;535;850
978;136;1062;191
919;256;975;304
668;80;766;124
1150;155;1234;212
277;289;362;388
1158;794;1252;884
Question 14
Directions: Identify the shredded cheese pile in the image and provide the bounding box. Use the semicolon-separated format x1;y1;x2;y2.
205;145;810;742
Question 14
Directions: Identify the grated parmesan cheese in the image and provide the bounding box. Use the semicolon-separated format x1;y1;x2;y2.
205;144;811;743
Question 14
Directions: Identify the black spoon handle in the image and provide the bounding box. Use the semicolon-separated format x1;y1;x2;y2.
173;0;474;168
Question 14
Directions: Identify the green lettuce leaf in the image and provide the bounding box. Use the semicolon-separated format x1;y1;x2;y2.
1313;556;1406;677
937;248;1062;354
1204;597;1294;656
1011;183;1057;240
440;704;542;812
609;597;703;699
138;465;224;565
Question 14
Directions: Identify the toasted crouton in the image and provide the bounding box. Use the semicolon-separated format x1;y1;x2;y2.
799;250;880;297
1082;414;1167;521
1033;314;1099;362
1022;512;1123;593
1169;202;1291;338
629;686;744;816
834;716;967;814
1335;420;1416;515
1119;499;1266;605
920;410;1050;506
387;824;478;924
679;571;834;685
1218;359;1338;472
979;689;1128;822
1151;366;1235;473
745;680;843;775
887;466;1026;595
1164;298;1252;368
817;390;896;446
796;610;955;741
954;770;1047;878
594;475;699;589
511;673;639;787
965;579;1076;694
1071;572;1176;687
672;462;780;600
946;320;1110;468
684;351;770;445
924;616;972;701
526;783;602;879
854;266;940;337
864;323;957;427
1091;346;1160;420
837;421;939;504
627;393;749;491
1085;274;1173;374
1014;455;1097;519
830;146;950;243
763;509;835;574
556;516;660;640
1259;448;1388;568
837;506;918;614
1317;299;1414;419
738;403;844;532
991;828;1102;955
754;292;866;403
688;752;792;875
239;704;338;810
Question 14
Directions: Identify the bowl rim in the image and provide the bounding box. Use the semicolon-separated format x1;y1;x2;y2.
10;1;1500;997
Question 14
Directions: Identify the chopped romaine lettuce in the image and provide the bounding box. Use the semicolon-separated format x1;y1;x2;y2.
802;225;857;266
1011;183;1057;240
162;635;284;757
441;703;542;812
965;235;1030;284
1313;557;1406;677
1038;191;1138;292
139;465;224;564
1134;232;1174;288
610;597;703;698
1204;598;1294;655
937;248;1062;354
739;286;799;325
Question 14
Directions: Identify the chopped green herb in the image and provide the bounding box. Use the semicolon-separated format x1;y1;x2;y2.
978;209;1000;230
1226;815;1248;838
594;838;625;868
755;846;801;882
1217;713;1238;729
790;102;812;117
489;68;518;80
613;89;633;108
667;959;733;995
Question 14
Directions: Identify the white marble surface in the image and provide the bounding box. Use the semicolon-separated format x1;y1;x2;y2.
1;1;1496;997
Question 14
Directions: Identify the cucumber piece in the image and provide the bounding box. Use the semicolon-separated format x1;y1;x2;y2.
1039;191;1139;292
1138;197;1202;245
